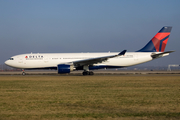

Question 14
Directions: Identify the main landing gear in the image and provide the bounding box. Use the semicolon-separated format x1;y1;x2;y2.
82;65;94;76
82;71;94;76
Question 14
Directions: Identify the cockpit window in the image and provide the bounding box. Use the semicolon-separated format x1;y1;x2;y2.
9;58;14;60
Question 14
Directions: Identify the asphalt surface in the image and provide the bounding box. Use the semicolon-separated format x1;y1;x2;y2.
0;70;180;75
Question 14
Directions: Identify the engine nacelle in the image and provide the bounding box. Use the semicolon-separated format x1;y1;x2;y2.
57;64;75;74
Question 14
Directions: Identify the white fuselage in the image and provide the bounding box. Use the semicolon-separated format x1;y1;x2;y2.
5;52;167;70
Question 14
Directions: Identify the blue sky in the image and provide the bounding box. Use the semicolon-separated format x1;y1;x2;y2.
0;0;180;66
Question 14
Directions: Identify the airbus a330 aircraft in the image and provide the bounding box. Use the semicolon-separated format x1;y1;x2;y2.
5;26;174;75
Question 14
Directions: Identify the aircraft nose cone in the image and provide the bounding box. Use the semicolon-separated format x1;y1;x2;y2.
5;60;10;66
5;60;8;65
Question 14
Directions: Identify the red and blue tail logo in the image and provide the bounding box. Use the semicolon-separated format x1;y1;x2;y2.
137;26;172;52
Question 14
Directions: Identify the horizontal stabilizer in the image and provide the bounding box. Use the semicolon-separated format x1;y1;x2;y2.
151;51;175;59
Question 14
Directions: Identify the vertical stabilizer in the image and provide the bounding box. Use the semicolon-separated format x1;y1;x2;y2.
137;26;172;52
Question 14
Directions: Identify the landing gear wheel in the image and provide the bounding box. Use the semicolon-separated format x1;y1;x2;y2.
82;71;94;76
22;72;26;76
89;71;94;75
82;71;88;76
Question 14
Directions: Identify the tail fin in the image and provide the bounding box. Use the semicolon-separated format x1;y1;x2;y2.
137;26;172;52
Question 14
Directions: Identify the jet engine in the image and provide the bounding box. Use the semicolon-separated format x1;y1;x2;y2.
57;64;75;74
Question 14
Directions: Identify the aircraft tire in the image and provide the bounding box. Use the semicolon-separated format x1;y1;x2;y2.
82;71;94;76
82;71;88;76
22;72;26;76
89;71;94;75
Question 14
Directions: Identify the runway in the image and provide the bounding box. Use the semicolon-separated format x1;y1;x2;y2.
1;70;180;75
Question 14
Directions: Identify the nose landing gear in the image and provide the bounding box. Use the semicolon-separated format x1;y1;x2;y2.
22;69;26;76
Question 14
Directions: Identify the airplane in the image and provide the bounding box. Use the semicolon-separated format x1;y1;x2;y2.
5;26;174;75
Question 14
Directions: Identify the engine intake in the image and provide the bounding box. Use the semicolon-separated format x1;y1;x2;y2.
57;64;74;74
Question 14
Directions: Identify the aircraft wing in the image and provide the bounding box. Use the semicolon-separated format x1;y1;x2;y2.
151;51;175;59
72;50;127;67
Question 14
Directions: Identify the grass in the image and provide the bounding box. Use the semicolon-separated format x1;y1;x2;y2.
0;75;180;120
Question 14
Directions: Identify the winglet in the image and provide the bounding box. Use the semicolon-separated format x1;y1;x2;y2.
118;50;127;56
